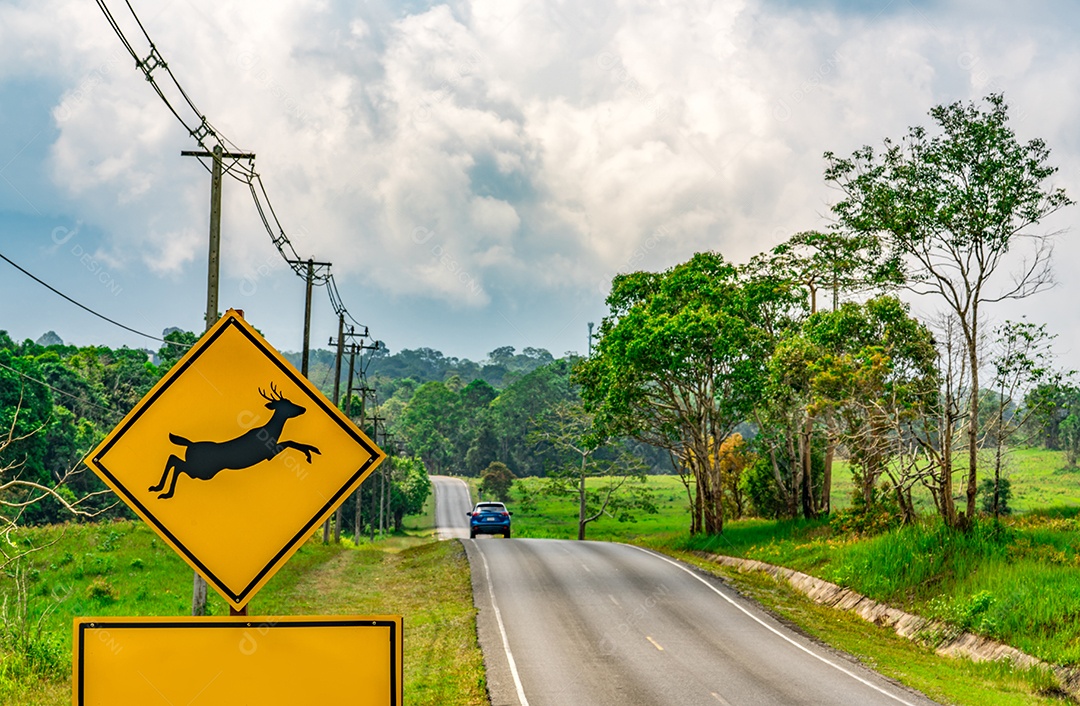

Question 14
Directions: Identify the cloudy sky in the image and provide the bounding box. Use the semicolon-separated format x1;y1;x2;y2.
2;0;1079;364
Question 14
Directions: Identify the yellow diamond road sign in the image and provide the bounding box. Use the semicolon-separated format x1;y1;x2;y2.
84;310;385;610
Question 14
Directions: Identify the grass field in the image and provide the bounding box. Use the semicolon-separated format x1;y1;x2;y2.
829;447;1080;514
0;497;488;705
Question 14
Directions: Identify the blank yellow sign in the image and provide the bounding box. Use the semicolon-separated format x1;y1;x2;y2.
74;616;402;705
83;310;385;609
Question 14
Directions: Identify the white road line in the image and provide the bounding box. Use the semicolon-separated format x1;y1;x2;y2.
477;542;530;706
628;546;919;706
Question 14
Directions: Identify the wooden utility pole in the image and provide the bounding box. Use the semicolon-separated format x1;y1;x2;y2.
325;313;345;543
286;258;331;377
182;144;254;617
354;377;376;540
380;430;394;534
326;326;370;542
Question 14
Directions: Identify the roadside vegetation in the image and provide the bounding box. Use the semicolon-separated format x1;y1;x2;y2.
0;497;488;706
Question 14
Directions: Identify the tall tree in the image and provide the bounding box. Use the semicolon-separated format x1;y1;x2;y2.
746;230;900;314
577;253;796;534
825;93;1072;528
530;401;653;540
804;296;939;523
983;320;1062;518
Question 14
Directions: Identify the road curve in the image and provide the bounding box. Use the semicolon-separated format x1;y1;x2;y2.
464;538;940;706
431;474;472;539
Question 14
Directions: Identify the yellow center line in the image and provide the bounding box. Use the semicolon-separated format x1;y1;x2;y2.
646;636;664;651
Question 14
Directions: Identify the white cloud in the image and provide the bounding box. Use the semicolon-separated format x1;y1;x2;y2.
4;0;1080;358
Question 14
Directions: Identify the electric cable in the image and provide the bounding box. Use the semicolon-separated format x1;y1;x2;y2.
0;360;118;418
91;0;373;341
0;250;189;348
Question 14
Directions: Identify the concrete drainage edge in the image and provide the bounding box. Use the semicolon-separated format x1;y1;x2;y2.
691;551;1080;700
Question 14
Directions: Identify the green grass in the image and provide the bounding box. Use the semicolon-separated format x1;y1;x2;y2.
508;474;692;542
689;559;1068;705
0;520;487;706
671;503;1080;666
829;448;1080;514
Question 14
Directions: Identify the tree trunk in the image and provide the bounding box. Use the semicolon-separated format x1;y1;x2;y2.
821;439;834;515
801;416;816;519
941;408;958;528
578;454;587;540
964;326;980;529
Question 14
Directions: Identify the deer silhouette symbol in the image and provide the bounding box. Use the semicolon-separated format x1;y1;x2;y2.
149;383;321;500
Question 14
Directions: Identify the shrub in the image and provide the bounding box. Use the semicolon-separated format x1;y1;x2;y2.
0;563;66;682
86;577;118;603
979;476;1013;516
480;462;516;503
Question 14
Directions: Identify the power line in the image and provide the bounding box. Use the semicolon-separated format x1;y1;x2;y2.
91;0;373;338
0;359;118;417
0;250;188;348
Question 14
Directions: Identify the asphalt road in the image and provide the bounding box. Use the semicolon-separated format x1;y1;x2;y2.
433;477;940;706
431;474;472;539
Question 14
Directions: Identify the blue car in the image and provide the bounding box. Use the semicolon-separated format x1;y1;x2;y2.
468;502;512;538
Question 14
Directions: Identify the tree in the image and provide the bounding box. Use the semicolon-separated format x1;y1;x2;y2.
394;381;463;474
479;462;516;503
530;402;653;540
465;422;500;475
805;297;938;522
156;330;197;373
1062;411;1080;467
0;394;111;568
983;320;1062;518
1023;382;1080;451
826;93;1072;528
489;362;576;477
577;253;795;534
387;456;431;531
716;433;753;520
745;230;902;518
746;230;901;314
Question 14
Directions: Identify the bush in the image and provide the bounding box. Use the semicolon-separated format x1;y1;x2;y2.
86;577;118;603
979;476;1012;516
480;462;516;503
0;563;66;683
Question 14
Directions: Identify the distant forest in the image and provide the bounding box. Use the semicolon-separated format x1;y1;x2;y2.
0;328;670;526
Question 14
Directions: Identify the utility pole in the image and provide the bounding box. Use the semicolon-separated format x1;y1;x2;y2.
367;408;386;538
381;431;394;534
286;258;331;377
587;321;594;357
354;375;377;541
182;144;255;618
323;312;346;543
326;324;369;543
